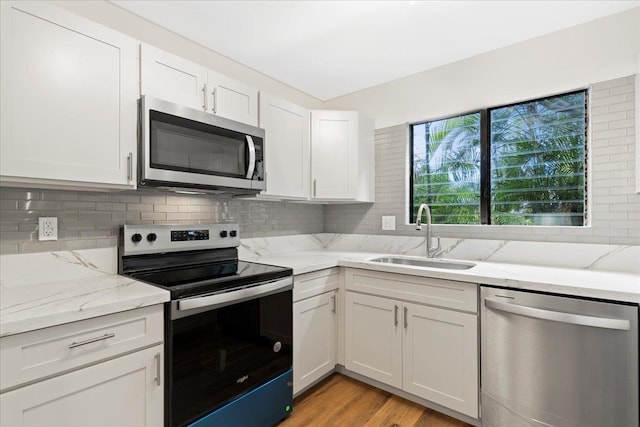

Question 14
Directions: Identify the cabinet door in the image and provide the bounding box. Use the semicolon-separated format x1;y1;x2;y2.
0;1;138;188
140;43;207;111
402;302;478;418
311;110;359;200
344;292;402;388
0;345;164;427
208;70;258;126
293;291;337;395
259;93;310;199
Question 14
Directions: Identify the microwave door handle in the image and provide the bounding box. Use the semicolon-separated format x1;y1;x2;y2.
246;135;256;179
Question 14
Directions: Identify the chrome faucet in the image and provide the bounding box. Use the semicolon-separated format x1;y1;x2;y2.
415;203;441;258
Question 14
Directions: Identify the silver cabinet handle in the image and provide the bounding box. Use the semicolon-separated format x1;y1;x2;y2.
245;135;256;179
154;352;161;386
313;179;317;197
127;152;133;181
404;306;408;329
485;299;631;331
202;83;208;111
331;294;336;313
211;87;217;113
68;333;115;349
394;305;399;326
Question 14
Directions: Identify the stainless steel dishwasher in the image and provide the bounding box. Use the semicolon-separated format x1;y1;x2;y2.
481;286;638;427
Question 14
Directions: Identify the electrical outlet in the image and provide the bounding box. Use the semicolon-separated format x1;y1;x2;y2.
38;217;58;241
381;216;396;231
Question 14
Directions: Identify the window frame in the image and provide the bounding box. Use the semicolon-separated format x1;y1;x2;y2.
409;89;588;226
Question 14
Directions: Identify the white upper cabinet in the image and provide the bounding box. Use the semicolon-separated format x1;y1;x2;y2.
140;43;207;111
140;44;258;126
259;93;310;199
209;70;259;126
0;1;138;189
310;110;374;202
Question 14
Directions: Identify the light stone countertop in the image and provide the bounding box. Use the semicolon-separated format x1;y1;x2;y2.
241;250;640;304
0;248;169;337
1;236;638;338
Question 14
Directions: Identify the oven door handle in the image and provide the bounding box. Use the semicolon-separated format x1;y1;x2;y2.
178;277;293;312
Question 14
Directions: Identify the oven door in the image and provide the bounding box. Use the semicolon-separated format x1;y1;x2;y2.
167;278;293;427
139;95;265;192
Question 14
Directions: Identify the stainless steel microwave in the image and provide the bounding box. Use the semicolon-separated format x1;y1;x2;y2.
138;95;265;194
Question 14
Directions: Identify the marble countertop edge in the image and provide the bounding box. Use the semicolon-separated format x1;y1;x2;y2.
0;292;168;338
240;250;640;304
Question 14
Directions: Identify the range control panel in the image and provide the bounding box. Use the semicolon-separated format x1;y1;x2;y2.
122;223;240;255
171;229;210;241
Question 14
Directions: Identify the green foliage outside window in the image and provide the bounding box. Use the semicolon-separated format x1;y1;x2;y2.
410;91;587;226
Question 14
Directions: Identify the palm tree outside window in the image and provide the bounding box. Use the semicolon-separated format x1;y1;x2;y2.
410;90;587;226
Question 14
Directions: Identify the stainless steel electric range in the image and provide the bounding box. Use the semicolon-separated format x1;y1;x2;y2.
118;223;293;427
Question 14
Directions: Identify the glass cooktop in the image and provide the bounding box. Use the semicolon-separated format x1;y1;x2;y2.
122;248;292;300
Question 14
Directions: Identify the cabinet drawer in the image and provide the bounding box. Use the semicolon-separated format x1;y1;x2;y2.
344;268;477;313
293;268;340;302
0;305;163;392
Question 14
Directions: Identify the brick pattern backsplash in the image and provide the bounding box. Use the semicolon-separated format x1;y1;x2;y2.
326;75;639;245
0;189;324;254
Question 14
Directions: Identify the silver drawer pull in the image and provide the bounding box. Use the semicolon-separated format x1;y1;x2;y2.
154;352;161;386
68;333;116;349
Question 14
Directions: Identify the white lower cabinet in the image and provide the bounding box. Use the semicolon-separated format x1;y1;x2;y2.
292;268;340;395
344;292;402;388
0;305;165;426
344;268;478;419
293;290;337;394
402;302;478;417
0;344;163;427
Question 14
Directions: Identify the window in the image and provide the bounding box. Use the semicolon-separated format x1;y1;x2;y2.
410;90;587;226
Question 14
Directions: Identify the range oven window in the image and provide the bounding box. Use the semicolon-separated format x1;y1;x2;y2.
169;289;292;427
149;110;263;179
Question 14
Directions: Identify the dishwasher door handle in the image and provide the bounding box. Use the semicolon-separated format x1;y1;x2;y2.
485;298;631;331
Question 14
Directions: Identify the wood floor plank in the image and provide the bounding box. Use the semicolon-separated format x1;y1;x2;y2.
362;395;424;427
278;374;472;427
282;375;388;427
412;407;471;427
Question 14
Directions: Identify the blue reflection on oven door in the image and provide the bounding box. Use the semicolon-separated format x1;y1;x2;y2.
188;369;293;427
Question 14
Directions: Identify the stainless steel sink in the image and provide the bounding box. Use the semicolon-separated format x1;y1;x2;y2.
369;257;476;270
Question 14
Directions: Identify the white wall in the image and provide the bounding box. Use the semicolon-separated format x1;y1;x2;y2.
324;8;640;129
52;0;324;110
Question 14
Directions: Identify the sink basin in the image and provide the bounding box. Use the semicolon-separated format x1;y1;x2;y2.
369;257;476;270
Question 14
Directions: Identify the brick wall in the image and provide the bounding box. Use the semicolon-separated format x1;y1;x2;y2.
326;75;639;244
0;190;324;254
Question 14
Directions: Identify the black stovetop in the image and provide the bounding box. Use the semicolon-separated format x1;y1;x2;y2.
121;248;292;300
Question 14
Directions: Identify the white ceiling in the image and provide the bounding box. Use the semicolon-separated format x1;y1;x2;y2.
113;1;639;101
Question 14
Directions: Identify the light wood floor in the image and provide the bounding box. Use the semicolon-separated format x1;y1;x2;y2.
278;374;472;427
